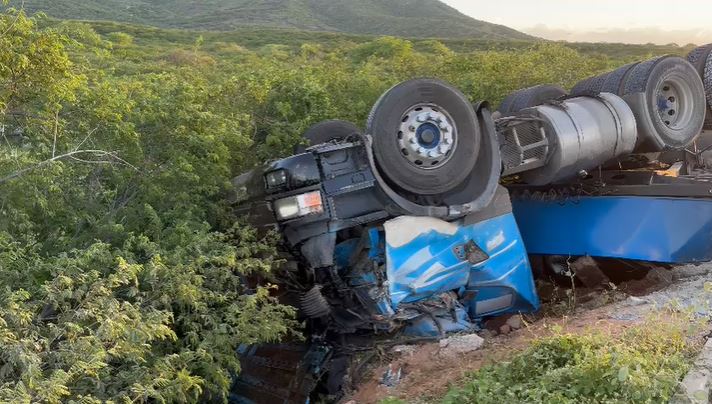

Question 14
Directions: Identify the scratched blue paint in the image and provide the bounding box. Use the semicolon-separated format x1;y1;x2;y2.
385;213;540;317
512;196;712;263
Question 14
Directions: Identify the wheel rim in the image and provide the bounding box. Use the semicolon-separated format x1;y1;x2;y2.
397;103;457;170
656;75;694;131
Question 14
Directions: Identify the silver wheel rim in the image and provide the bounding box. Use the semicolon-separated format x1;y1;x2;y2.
397;103;457;170
656;75;694;131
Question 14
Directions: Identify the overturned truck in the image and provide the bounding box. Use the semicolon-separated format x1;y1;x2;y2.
231;45;712;403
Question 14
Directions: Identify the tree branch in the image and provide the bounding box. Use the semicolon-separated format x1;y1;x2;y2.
0;0;25;38
0;149;138;184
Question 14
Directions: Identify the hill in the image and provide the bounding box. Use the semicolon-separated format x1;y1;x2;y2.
14;0;532;40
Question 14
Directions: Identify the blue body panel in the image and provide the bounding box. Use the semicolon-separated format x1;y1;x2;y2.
512;196;712;263
466;214;540;318
384;213;540;320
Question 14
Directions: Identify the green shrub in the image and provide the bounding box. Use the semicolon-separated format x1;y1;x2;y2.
0;227;296;403
443;317;698;404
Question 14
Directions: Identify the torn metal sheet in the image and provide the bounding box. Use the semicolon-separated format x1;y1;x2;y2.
384;212;540;318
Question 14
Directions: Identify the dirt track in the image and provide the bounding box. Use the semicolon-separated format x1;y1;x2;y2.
346;262;712;403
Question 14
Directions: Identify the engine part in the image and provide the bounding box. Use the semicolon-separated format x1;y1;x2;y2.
498;84;567;115
498;116;550;175
231;343;332;404
295;120;361;153
366;78;480;195
300;285;331;318
687;44;712;130
517;93;637;185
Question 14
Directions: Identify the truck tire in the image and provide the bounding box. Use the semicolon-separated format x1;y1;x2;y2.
571;62;639;96
686;44;712;76
687;44;712;130
295;120;361;153
498;84;567;115
571;74;608;96
621;56;706;151
366;78;479;195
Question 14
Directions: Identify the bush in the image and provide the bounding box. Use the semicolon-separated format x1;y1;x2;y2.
443;316;698;404
0;227;296;403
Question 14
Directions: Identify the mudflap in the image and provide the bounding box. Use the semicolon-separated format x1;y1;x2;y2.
230;343;332;404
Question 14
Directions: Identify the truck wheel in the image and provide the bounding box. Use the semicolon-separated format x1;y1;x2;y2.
571;62;639;96
571;74;608;96
622;56;706;151
687;44;712;130
686;44;712;76
366;78;479;195
295;120;361;153
498;84;567;114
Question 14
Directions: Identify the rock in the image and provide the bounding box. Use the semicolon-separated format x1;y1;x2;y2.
627;296;648;306
439;333;485;355
499;324;511;335
480;329;496;339
483;315;510;332
671;339;712;403
570;256;610;288
393;345;417;356
506;315;523;330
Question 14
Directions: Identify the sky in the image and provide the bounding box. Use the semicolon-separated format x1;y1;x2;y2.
441;0;712;45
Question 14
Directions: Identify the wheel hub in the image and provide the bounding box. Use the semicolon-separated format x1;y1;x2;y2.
656;78;690;129
398;104;456;169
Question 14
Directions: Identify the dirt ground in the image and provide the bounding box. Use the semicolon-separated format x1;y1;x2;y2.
345;262;712;404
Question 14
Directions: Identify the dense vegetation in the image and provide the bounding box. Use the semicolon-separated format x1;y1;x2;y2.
443;315;699;403
14;0;531;40
0;3;692;403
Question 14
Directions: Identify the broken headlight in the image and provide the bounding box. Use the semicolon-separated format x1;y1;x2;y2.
273;191;324;221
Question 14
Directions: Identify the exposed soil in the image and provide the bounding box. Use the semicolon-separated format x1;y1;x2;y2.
345;262;712;404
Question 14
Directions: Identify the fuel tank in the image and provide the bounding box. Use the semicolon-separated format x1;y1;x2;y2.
518;93;638;185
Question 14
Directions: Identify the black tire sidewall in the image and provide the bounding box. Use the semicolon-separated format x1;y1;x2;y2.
305;120;360;145
368;79;479;195
499;85;566;114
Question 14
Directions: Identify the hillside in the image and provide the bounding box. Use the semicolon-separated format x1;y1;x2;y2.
13;0;532;40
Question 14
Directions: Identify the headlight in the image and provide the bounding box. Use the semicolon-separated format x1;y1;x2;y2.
273;191;324;221
265;169;287;189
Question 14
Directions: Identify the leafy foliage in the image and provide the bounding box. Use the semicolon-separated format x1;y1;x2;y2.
0;9;296;403
14;0;532;40
443;315;698;404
